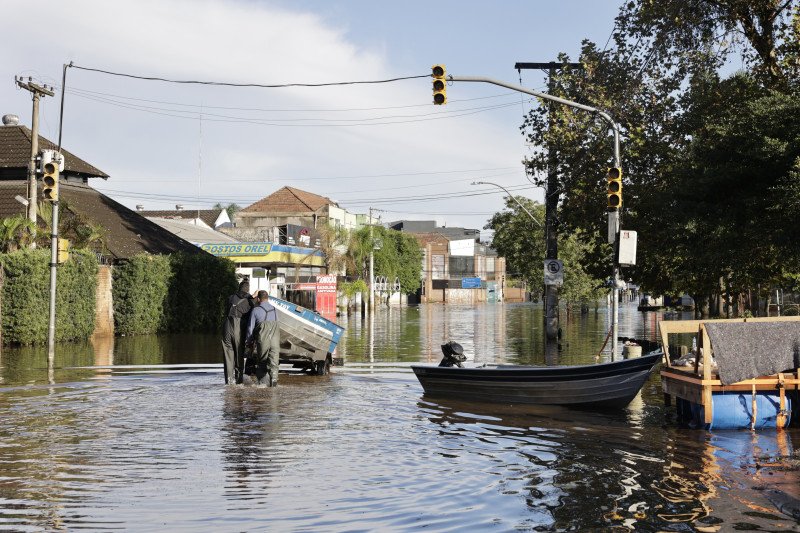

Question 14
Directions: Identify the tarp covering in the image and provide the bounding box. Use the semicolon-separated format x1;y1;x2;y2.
705;321;800;385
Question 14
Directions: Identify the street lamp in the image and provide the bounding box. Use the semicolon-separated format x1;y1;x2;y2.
471;181;542;227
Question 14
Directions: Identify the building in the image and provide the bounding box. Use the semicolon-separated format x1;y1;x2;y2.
390;220;507;304
137;206;232;229
0;118;198;260
230;186;363;244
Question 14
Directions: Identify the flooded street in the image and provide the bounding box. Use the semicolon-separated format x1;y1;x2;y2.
0;303;798;531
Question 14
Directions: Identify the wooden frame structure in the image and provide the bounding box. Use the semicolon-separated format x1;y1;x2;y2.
659;316;800;428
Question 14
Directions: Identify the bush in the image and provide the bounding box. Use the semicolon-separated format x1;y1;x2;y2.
1;248;98;345
165;252;238;333
112;254;172;335
113;252;237;335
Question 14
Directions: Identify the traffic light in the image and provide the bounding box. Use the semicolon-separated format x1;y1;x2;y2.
606;167;622;209
41;156;60;202
432;64;446;105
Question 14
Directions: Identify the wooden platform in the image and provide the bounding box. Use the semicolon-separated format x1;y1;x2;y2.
659;316;800;428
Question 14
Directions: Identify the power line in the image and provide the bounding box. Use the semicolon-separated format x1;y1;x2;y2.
64;85;526;112
91;165;522;182
69;91;527;127
69;90;530;122
72;63;429;88
96;183;537;206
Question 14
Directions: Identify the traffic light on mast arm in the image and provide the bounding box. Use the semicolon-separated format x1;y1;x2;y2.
606;167;622;209
41;159;60;202
432;64;447;105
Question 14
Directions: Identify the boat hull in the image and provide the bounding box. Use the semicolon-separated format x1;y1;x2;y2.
411;353;660;409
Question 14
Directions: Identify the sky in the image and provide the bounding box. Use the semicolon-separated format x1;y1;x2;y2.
2;0;621;240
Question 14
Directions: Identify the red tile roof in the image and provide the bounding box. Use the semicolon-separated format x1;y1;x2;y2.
242;186;338;214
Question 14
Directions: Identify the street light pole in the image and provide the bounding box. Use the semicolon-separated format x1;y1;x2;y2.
455;75;623;359
471;181;542;227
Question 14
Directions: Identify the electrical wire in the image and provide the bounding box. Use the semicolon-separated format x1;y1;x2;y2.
71;64;430;88
63;85;525;112
69;91;529;127
96;182;537;206
68;89;531;123
92;166;522;183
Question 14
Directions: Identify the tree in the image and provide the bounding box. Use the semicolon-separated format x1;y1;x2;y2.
344;225;422;298
558;231;607;313
213;202;242;219
0;216;36;253
518;0;800;315
484;196;547;295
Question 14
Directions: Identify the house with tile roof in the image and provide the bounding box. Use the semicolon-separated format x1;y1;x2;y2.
235;186;361;234
0;122;198;260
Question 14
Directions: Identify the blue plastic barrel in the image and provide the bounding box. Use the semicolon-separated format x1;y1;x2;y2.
702;392;793;430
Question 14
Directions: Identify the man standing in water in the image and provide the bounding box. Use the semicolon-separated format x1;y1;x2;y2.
221;281;255;385
245;290;280;386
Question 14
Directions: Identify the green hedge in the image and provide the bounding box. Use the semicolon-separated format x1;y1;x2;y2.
1;249;98;345
112;254;172;335
112;252;237;335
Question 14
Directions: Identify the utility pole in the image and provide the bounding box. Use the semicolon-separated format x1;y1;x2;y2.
515;62;582;343
369;207;375;310
15;77;54;233
367;207;383;310
445;73;623;359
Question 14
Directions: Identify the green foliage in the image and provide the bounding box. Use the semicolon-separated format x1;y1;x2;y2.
517;0;800;315
213;202;242;220
113;252;237;335
558;231;606;309
165;252;238;333
112;254;172;335
372;227;423;295
340;279;367;300
1;248;98;345
484;196;547;291
345;226;422;295
0;216;36;252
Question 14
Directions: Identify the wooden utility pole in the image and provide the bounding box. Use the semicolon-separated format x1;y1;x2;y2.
15;77;54;230
515;62;582;341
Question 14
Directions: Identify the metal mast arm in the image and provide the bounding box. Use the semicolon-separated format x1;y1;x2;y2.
449;76;621;166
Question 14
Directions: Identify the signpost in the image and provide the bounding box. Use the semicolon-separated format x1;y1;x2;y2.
543;260;564;287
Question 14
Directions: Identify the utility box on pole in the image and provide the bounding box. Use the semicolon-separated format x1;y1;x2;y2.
618;230;637;266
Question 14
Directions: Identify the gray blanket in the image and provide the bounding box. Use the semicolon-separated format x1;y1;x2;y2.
704;321;800;385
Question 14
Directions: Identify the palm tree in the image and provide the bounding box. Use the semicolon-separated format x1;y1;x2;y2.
0;216;36;252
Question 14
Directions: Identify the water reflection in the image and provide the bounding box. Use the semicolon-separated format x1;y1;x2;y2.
417;395;799;530
0;304;798;530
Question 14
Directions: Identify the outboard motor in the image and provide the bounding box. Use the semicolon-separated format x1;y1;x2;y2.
439;341;466;368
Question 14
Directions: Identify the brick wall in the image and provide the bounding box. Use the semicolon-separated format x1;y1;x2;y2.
93;265;114;337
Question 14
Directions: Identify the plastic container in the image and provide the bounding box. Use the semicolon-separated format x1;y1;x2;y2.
684;392;794;429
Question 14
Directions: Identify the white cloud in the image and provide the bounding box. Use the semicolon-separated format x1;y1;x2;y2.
2;0;532;230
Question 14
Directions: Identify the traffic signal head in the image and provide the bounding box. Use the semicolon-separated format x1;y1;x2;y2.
42;160;60;202
432;64;446;105
606;167;622;209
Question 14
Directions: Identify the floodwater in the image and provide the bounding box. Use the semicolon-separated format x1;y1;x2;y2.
0;303;798;531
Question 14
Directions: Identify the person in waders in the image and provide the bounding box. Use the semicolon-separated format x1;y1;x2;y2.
221;281;255;385
245;290;280;386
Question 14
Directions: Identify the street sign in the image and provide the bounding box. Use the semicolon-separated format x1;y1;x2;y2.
461;277;481;289
543;259;564;286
